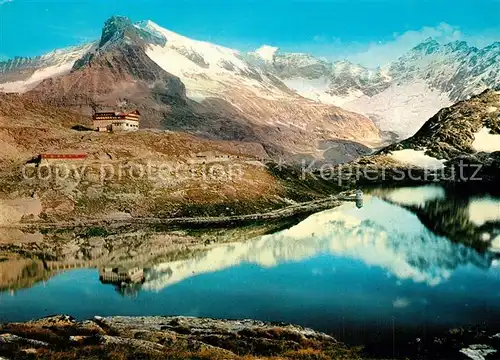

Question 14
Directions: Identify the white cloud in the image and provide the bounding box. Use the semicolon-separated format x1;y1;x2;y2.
300;23;499;68
347;23;462;67
0;0;13;5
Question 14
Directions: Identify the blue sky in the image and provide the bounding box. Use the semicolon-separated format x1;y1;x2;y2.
0;0;499;66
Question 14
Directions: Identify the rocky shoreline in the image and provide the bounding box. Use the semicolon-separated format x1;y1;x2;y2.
2;315;500;360
0;315;360;360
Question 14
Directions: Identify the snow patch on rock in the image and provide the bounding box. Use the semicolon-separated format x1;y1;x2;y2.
472;127;500;153
490;236;500;253
388;149;446;169
186;92;207;103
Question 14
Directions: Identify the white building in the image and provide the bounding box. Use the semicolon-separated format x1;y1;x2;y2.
92;110;140;132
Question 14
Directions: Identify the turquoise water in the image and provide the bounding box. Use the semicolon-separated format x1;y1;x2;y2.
1;186;500;350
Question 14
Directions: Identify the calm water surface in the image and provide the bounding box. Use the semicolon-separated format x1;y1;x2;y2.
1;185;500;353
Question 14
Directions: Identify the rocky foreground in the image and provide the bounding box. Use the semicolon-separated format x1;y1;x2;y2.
2;315;500;360
0;315;360;360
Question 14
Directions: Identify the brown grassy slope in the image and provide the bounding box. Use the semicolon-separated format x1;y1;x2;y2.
0;93;265;161
0;96;340;224
0;93;91;127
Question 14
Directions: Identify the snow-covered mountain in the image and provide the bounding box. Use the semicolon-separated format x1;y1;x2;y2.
3;16;497;153
0;43;95;93
264;54;392;106
255;38;499;139
0;16;381;163
138;21;382;158
136;21;290;103
348;39;499;138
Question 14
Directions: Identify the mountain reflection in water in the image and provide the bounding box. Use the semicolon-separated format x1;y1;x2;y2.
144;193;499;291
1;185;500;349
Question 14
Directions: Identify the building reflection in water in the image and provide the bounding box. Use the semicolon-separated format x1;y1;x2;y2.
99;267;145;297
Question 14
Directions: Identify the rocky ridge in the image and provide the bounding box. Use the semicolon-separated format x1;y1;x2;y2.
381;89;500;159
308;90;500;187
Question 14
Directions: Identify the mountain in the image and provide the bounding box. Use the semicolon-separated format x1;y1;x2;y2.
256;39;500;139
349;90;500;184
0;17;498;162
27;17;189;126
0;43;94;93
0;16;382;163
262;53;391;105
0;95;348;225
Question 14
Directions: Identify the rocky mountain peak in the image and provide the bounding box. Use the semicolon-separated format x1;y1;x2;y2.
483;42;500;52
444;40;472;53
100;16;132;46
72;16;168;70
98;16;166;49
411;37;441;54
